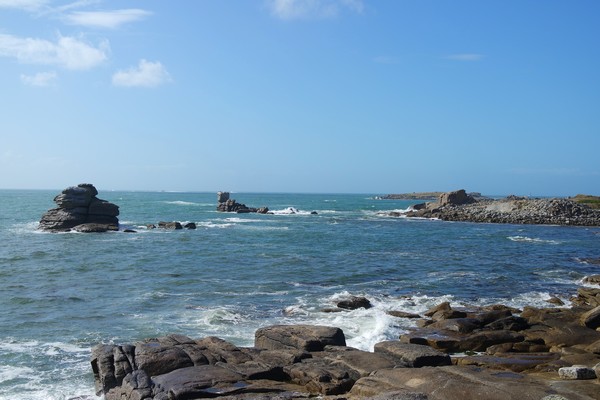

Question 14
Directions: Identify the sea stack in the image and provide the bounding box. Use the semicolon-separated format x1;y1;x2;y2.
39;183;119;232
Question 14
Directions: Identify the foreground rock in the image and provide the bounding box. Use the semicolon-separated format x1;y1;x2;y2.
91;308;600;399
398;189;600;226
217;192;269;214
39;184;119;232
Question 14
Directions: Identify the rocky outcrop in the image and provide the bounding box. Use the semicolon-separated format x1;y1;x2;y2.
38;184;119;232
91;291;600;400
400;189;600;226
217;192;269;214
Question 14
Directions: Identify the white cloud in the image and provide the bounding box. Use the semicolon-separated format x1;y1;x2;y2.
268;0;363;20
112;59;171;88
0;33;109;70
20;71;57;86
63;9;152;29
445;53;484;61
0;0;48;11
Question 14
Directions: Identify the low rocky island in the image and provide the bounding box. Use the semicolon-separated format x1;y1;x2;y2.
91;285;600;399
387;189;600;226
38;183;120;232
217;192;269;214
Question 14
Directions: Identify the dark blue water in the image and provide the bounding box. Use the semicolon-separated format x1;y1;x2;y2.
1;190;599;399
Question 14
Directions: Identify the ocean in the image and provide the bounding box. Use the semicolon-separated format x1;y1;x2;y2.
1;189;599;399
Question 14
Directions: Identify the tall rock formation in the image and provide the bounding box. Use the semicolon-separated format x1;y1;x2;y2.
39;184;120;232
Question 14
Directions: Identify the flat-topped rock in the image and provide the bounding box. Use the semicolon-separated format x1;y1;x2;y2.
255;325;346;352
350;366;598;400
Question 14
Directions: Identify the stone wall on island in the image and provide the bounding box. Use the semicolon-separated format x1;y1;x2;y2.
91;287;600;399
38;183;119;232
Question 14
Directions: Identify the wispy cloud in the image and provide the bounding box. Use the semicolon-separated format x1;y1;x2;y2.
268;0;364;20
112;59;171;88
20;71;57;86
445;53;484;62
0;33;109;70
63;9;152;29
0;0;49;11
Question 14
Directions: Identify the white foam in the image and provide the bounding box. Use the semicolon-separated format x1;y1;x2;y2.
507;236;561;245
269;207;313;215
0;365;35;382
164;200;203;206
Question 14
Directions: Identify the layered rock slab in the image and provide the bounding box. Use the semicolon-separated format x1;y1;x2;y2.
350;366;598;400
39;183;119;232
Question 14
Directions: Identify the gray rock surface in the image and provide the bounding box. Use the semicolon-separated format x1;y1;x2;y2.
38;184;119;232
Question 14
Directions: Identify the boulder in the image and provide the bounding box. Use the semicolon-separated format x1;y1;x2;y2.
158;221;183;230
321;346;397;379
152;365;244;398
283;357;355;395
438;189;476;206
580;306;600;329
583;275;600;285
374;341;451;367
39;184;119;232
134;340;194;377
558;365;597;380
387;310;421;319
336;296;372;310
255;325;346;352
217;191;230;203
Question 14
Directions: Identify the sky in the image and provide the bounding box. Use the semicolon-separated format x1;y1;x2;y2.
1;0;599;196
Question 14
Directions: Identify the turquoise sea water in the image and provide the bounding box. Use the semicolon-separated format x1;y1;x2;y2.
1;189;599;399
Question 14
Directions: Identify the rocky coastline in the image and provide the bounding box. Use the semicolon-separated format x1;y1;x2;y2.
390;189;600;227
91;284;600;400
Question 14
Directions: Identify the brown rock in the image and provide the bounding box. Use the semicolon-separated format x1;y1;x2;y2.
152;365;244;398
255;325;346;352
321;346;397;379
134;340;193;377
374;341;451;367
350;365;596;400
581;306;600;329
387;310;421;319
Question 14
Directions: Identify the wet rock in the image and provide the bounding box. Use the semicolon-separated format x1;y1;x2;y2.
387;310;421;319
90;344;117;395
583;275;600;285
157;221;182;230
336;296;372;310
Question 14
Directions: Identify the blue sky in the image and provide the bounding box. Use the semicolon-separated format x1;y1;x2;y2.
1;0;598;195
